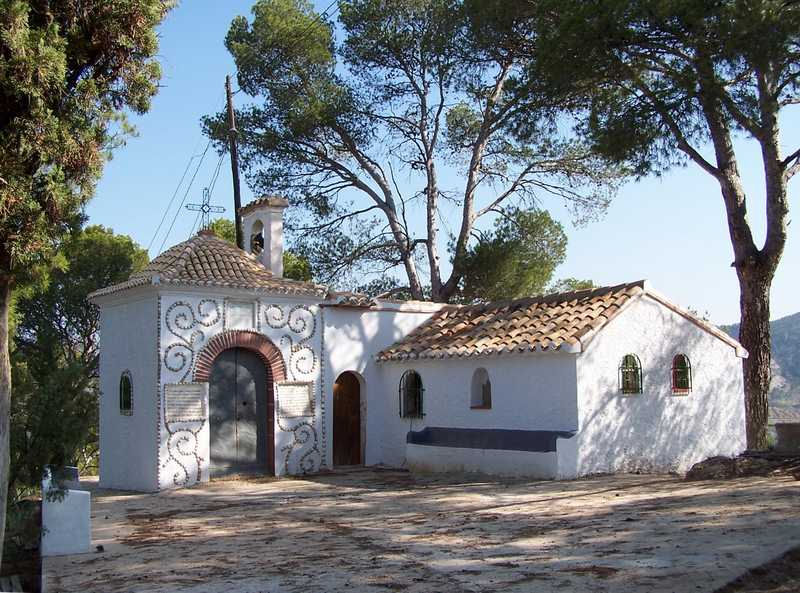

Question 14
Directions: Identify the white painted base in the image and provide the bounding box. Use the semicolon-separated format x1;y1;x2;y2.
406;444;558;478
41;487;91;557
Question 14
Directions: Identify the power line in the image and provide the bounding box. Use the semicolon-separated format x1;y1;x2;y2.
146;139;203;251
152;2;340;253
189;152;226;237
148;90;226;254
207;151;226;198
157;139;212;254
188;207;203;237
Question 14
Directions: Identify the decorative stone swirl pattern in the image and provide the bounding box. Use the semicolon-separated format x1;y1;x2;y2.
265;304;322;474
158;297;323;486
264;304;317;378
163;300;221;382
161;417;205;487
276;417;321;475
160;299;221;488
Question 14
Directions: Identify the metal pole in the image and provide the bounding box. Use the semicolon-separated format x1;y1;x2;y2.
226;75;244;249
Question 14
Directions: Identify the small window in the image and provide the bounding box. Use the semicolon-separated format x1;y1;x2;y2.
619;354;642;394
470;368;492;409
119;371;133;415
672;354;692;394
399;370;424;418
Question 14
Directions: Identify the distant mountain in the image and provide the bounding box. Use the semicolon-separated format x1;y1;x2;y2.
722;312;800;408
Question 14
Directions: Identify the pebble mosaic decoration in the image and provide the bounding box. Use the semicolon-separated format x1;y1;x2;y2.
160;299;221;487
163;300;222;382
158;297;324;488
265;304;322;474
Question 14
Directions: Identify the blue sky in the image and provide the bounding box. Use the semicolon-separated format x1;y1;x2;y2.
88;0;799;325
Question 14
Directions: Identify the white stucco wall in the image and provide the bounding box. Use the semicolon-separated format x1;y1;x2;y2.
99;281;746;490
98;293;159;491
378;353;579;473
322;305;440;468
565;295;746;477
406;444;558;478
157;289;325;489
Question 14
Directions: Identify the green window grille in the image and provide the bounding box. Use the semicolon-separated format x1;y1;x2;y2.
399;370;424;418
671;354;692;393
119;371;133;415
619;354;643;394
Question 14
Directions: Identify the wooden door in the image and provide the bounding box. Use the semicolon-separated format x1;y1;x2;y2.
209;348;271;476
333;372;361;466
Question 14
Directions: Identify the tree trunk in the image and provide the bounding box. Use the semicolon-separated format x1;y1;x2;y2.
737;267;772;450
0;274;11;570
690;65;784;452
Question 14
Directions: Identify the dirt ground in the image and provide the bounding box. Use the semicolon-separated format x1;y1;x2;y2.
42;469;800;593
716;545;800;593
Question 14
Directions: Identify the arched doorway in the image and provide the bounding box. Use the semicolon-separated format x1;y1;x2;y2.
194;331;286;478
333;372;362;466
209;348;272;477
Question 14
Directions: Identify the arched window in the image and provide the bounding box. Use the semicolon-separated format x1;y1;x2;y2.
399;370;424;418
470;368;492;409
671;354;692;394
119;371;133;415
619;354;642;394
250;219;264;255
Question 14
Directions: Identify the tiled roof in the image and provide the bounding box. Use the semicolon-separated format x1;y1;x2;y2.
88;230;328;299
239;196;289;216
328;292;378;308
376;281;746;361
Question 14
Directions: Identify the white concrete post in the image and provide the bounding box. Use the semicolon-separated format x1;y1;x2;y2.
40;470;91;557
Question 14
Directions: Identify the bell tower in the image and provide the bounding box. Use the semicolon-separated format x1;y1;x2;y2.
239;196;289;277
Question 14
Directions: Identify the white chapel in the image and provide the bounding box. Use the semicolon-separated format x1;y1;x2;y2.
90;197;747;491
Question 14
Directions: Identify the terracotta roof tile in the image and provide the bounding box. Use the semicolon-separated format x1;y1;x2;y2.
239;196;289;217
376;282;647;361
89;230;328;299
377;280;747;361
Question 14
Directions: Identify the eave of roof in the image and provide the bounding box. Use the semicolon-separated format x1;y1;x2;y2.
376;280;747;362
88;230;329;301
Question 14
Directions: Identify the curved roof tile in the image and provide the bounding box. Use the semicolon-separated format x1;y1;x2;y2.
376;281;746;361
88;230;328;299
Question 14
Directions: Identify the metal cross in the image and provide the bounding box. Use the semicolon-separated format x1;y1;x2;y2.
186;188;225;230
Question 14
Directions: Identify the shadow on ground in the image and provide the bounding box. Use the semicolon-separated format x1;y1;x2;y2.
43;469;800;593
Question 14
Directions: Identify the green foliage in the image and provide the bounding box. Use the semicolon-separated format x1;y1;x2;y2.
355;277;418;301
208;218;237;243
283;251;313;282
208;217;313;282
10;226;148;502
459;209;567;303
548;278;595;294
520;0;800;178
205;0;622;301
490;0;799;447
0;0;173;275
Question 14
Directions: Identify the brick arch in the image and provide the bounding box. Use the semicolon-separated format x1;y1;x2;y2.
193;330;286;383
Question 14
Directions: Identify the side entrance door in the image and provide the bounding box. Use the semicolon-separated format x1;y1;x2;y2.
209;348;271;476
333;372;361;466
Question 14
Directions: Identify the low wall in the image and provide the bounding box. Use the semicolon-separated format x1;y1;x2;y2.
404;427;576;478
406;443;558;478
